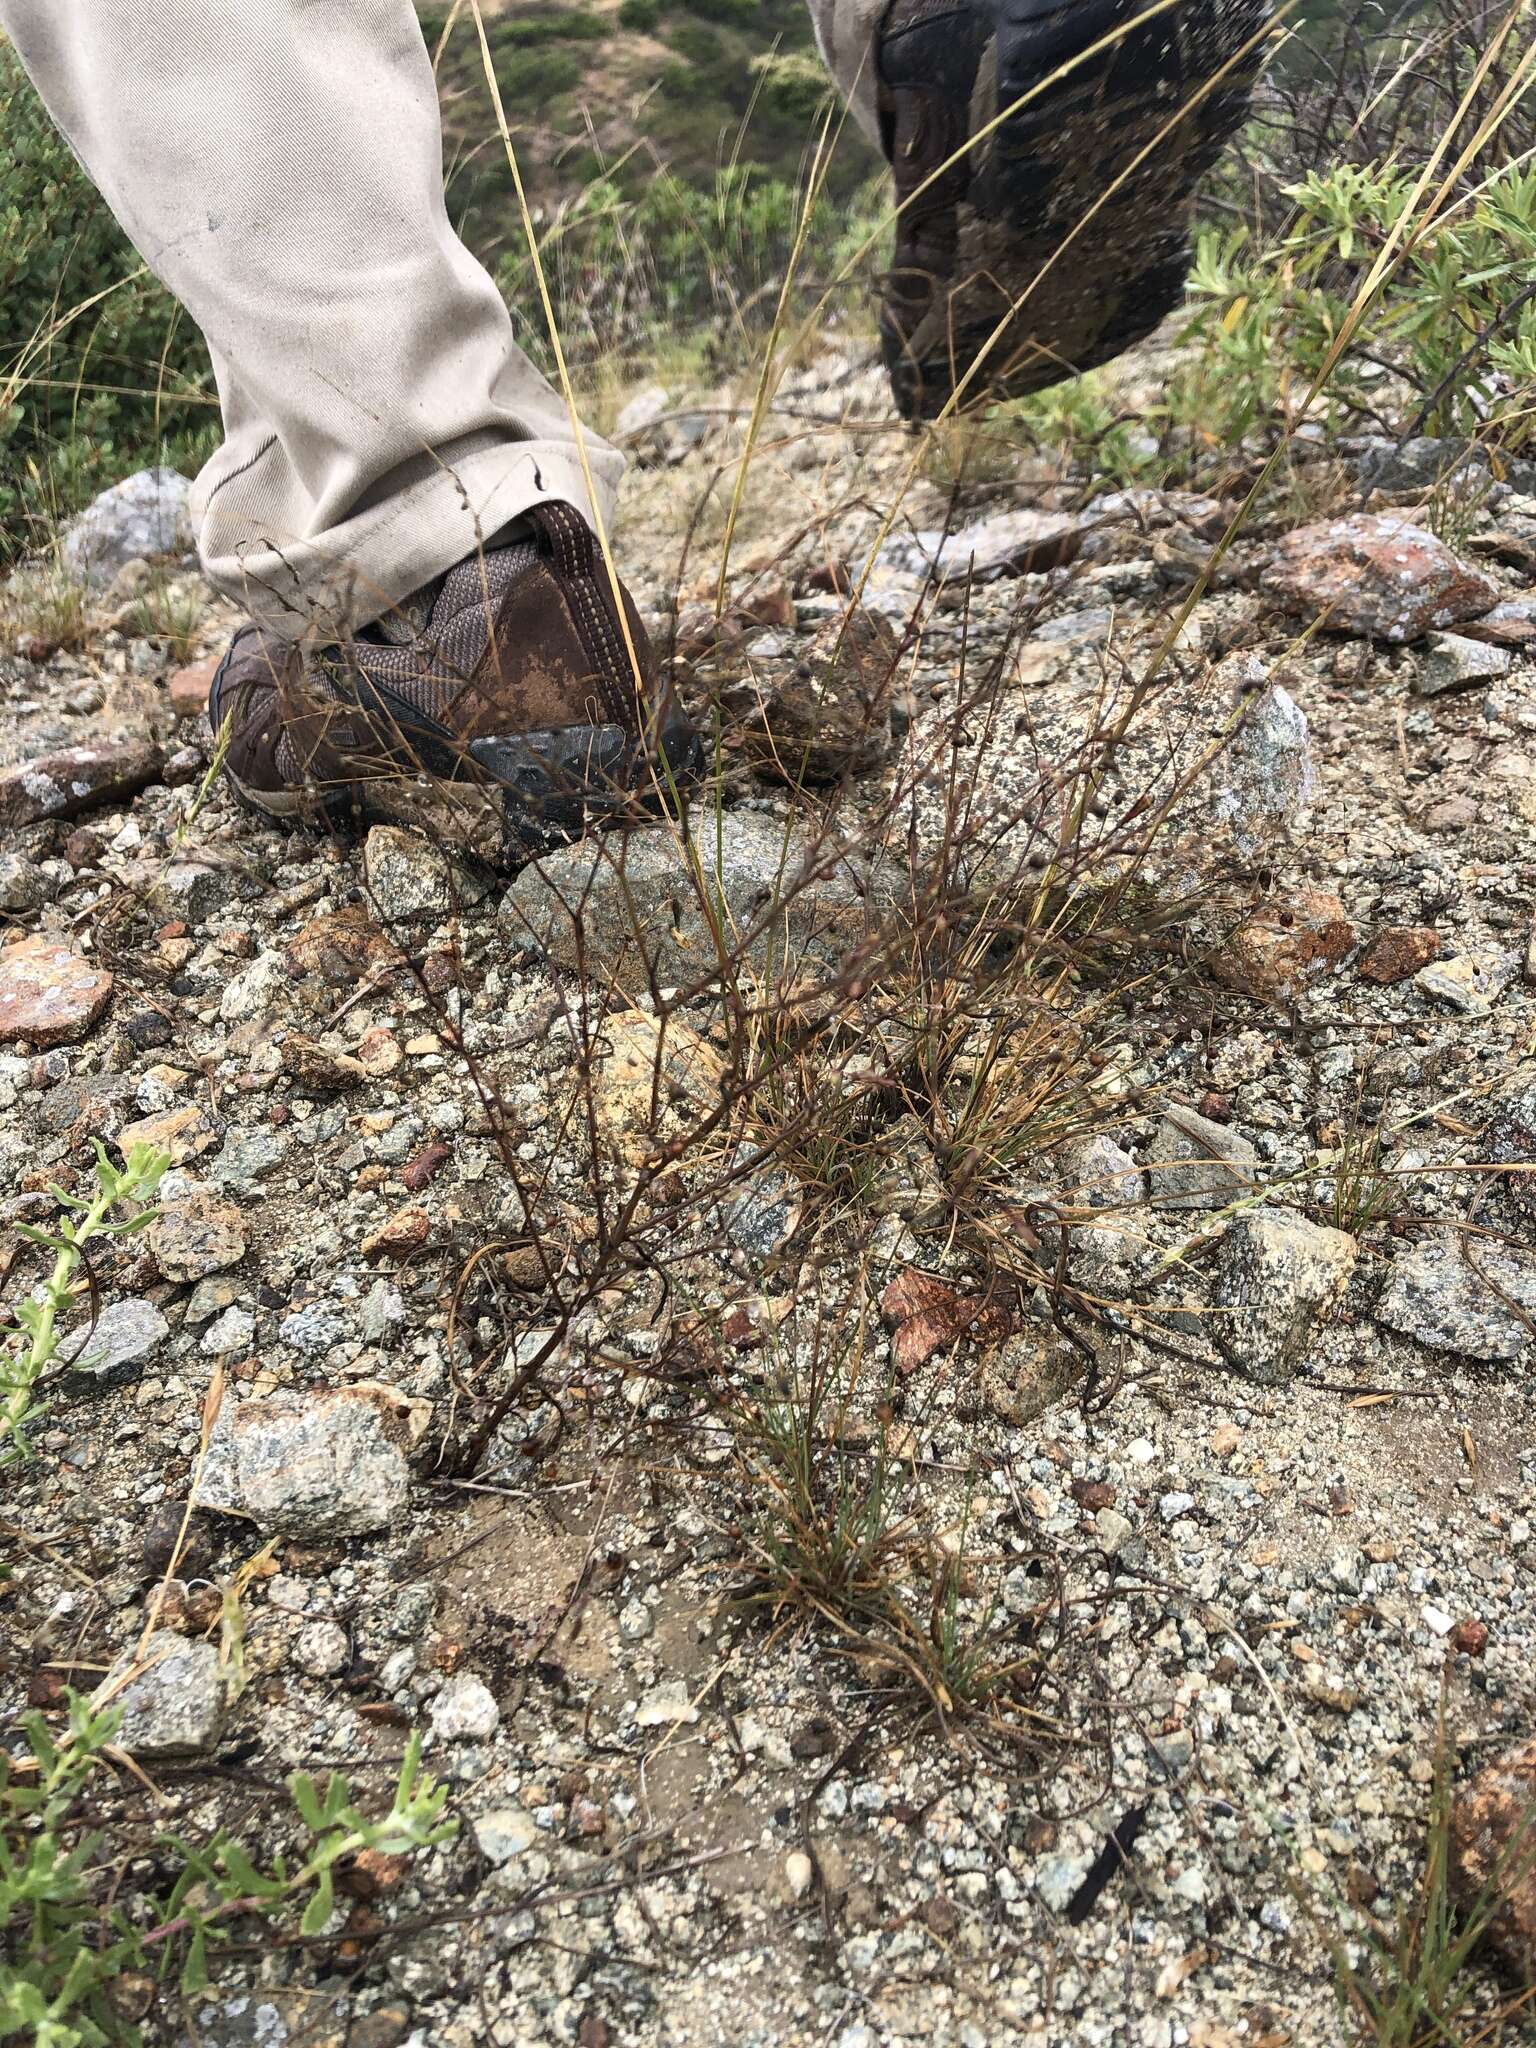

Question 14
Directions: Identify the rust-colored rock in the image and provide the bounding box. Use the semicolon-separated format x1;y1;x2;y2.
1269;514;1499;642
1358;924;1441;985
0;739;162;827
728;605;902;785
0;937;114;1047
169;657;218;720
361;1204;431;1259
879;1269;1012;1374
283;907;400;987
283;1032;369;1093
1214;888;1355;1001
401;1142;452;1192
1450;1738;1536;1984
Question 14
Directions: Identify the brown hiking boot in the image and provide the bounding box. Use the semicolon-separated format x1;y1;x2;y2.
206;502;699;859
877;0;1272;419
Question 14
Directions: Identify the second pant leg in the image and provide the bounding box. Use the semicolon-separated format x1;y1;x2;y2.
804;0;890;147
0;0;622;637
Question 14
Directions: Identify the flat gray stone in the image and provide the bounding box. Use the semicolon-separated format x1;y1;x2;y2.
1148;1105;1260;1210
1413;632;1513;697
102;1628;226;1757
1377;1237;1536;1361
59;1296;169;1387
62;467;193;590
195;1381;431;1536
501;811;894;994
1213;1207;1357;1382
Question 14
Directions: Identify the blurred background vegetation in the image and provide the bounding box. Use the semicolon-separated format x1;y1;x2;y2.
3;0;1534;567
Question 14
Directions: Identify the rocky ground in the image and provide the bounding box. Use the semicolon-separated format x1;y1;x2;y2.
2;335;1535;2048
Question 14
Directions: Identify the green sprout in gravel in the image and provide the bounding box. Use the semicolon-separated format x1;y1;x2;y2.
1;1690;455;2045
0;1142;171;1471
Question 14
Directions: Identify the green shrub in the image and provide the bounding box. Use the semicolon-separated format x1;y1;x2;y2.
618;0;662;27
669;20;722;67
680;0;758;22
0;37;216;563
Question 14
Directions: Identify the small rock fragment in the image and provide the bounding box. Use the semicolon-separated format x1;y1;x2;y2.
1212;1207;1357;1382
430;1672;500;1741
1460;593;1536;650
100;1628;226;1758
0;739;162;828
1450;1739;1536;1985
363;825;455;924
169;657;219;719
149;1190;247;1282
1413;630;1513;696
1148;1105;1260;1210
879;1269;1011;1372
58;1297;169;1386
502;811;894;994
1377;1237;1536;1361
62;467;193;588
195;1382;432;1536
293;1620;351;1678
634;1679;699;1729
1269;514;1499;642
1215;887;1354;1001
1213;681;1316;854
282;1032;369;1093
1483;1081;1536;1223
473;1808;538;1864
116;1103;219;1164
591;1009;725;1166
1358;925;1440;985
0;937;114;1047
361;1204;431;1259
1414;952;1505;1017
728;604;901;784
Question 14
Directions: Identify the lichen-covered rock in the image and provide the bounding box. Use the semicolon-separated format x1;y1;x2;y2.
1269;514;1499;642
61;466;193;589
502;811;895;994
1376;1237;1536;1361
1213;680;1316;854
195;1382;433;1536
1450;1739;1536;1985
1148;1105;1260;1210
101;1628;227;1758
1215;888;1355;1002
0;739;162;828
0;937;114;1047
1212;1208;1357;1382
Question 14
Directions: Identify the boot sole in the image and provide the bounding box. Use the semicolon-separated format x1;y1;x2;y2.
215;690;701;870
880;0;1272;417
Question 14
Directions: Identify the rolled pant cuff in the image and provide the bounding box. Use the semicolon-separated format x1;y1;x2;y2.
196;437;625;642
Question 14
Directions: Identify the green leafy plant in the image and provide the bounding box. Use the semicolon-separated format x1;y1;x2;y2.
157;1732;454;1991
0;1692;137;2048
1;1692;456;2044
0;1142;171;1471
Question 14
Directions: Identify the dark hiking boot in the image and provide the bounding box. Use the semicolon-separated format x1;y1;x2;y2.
207;502;699;860
876;0;1272;419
